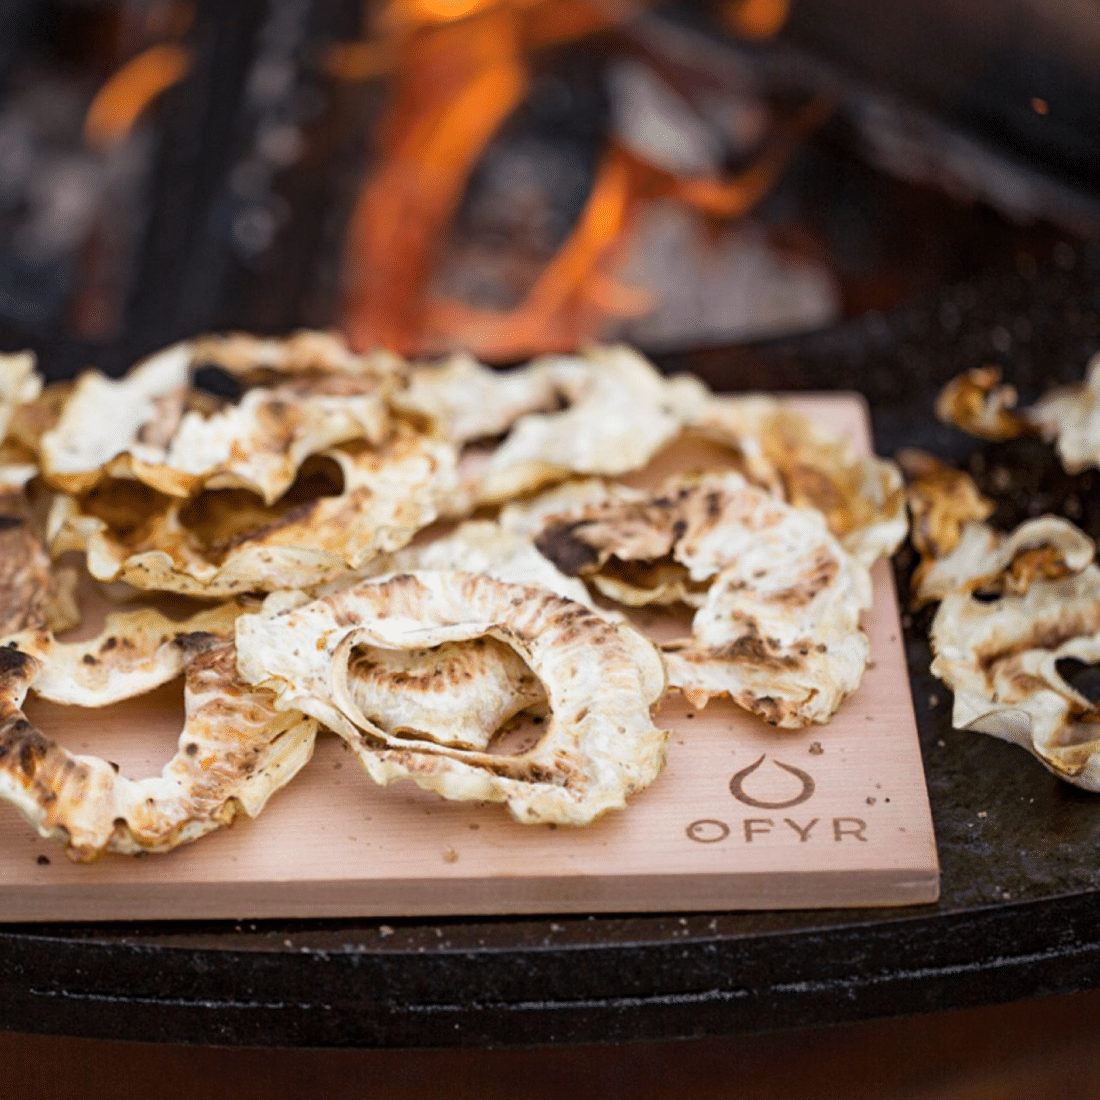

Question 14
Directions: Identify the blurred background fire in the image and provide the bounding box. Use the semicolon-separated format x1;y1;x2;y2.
0;0;1097;379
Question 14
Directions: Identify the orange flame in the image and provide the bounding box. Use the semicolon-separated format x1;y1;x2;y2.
83;42;191;150
339;0;802;358
422;107;820;360
341;11;531;353
724;0;790;40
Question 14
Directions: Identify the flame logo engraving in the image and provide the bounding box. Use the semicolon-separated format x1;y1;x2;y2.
729;754;815;809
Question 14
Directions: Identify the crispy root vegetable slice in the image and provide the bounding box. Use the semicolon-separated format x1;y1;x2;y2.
934;355;1100;476
501;480;702;605
236;572;669;825
897;449;996;605
0;443;38;492
661;547;870;728
0;352;41;444
517;471;873;727
37;332;397;503
47;428;461;597
472;345;709;505
689;395;907;569
0;351;43;494
0;474;79;639
396;352;586;445
347;639;547;753
665;477;871;727
1031;353;1100;475
0;605;316;860
934;366;1035;442
504;479;709;606
914;517;1095;607
28;602;244;705
897;449;994;560
348;518;608;613
0;490;53;639
931;554;1100;790
189;330;407;384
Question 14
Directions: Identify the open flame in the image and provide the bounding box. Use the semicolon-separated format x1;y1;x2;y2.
82;4;195;150
83;42;191;151
337;0;804;359
75;0;803;357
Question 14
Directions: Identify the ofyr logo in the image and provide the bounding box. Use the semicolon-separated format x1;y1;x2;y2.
728;754;815;809
683;754;867;845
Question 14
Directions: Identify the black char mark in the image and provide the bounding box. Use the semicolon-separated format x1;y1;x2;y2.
535;522;601;575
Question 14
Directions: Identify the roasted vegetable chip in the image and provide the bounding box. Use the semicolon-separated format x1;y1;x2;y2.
915;516;1094;607
0;352;41;444
0;490;53;639
236;571;668;825
931;526;1100;790
1030;353;1100;475
934;354;1100;476
472;345;709;504
690;395;907;569
524;471;874;727
934;366;1035;442
396;352;585;445
0;603;316;860
37;332;397;503
897;449;996;605
48;427;461;597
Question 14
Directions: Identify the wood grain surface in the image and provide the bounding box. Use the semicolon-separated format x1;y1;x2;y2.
0;394;938;920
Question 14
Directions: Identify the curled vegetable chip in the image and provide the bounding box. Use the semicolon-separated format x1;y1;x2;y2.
472;345;709;505
934;366;1035;442
528;471;873;727
930;534;1100;790
347;640;547;753
0;443;37;493
396;352;585;445
897;449;996;606
0;604;316;860
1030;353;1100;475
934;355;1100;476
522;479;706;608
319;519;615;748
0;490;53;639
236;572;668;825
0;351;41;444
914;516;1095;607
37;332;396;503
0;472;80;640
689;395;907;569
0;351;43;494
48;427;461;597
